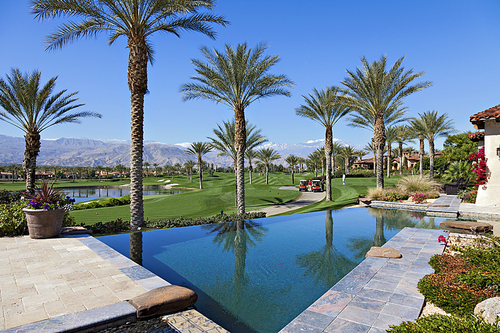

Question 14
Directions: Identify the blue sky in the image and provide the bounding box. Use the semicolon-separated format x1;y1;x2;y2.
1;0;499;151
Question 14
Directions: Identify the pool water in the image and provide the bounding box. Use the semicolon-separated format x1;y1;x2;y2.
98;208;446;332
59;186;182;203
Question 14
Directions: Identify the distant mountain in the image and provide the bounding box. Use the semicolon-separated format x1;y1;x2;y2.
0;134;362;167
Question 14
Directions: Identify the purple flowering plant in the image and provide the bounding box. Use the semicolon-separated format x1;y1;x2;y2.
26;181;75;210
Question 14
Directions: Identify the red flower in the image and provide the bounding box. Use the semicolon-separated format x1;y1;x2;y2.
438;235;448;244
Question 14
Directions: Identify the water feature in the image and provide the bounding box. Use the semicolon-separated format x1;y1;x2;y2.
59;185;182;203
98;208;446;332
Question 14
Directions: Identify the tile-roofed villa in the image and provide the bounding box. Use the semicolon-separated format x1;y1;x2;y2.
470;104;500;206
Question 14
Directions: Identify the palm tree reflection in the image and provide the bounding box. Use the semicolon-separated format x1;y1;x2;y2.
130;232;143;265
295;210;356;286
203;219;268;286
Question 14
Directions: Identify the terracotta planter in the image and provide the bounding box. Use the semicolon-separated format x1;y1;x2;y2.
22;208;65;239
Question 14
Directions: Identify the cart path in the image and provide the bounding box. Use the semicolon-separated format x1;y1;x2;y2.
249;185;325;216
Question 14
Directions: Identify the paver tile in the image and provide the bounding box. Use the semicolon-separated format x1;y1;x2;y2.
337;305;378;326
381;302;421;320
325;318;371;332
372;313;405;330
356;288;392;302
388;293;424;309
308;290;354;318
349;296;386;312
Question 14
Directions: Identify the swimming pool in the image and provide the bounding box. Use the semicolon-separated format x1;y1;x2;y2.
98;208;446;332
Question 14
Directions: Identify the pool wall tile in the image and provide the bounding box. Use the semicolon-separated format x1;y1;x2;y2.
280;228;443;333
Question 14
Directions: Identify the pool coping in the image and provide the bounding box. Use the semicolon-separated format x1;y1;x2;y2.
280;227;448;333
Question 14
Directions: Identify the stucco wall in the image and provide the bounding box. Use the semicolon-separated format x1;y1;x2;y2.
476;119;500;206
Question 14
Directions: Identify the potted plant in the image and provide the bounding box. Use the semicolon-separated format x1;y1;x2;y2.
22;182;75;239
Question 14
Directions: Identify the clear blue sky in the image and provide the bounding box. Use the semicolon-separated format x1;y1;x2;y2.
1;0;499;151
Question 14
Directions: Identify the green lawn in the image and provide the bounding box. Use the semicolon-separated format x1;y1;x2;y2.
1;172;402;225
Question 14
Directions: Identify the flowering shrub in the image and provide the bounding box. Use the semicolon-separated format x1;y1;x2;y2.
468;148;487;187
26;182;75;210
411;193;427;204
458;189;477;204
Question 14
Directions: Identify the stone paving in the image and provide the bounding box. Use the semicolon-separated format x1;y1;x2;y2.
280;228;448;333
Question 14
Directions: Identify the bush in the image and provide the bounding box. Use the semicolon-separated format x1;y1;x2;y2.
73;194;131;210
82;212;267;235
417;237;500;316
0;201;27;236
388;314;500;333
459;189;477;203
397;176;441;193
0;190;25;204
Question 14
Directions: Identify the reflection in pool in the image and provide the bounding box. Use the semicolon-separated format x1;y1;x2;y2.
99;208;446;332
59;186;182;203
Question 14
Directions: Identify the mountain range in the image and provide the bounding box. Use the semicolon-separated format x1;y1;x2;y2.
0;134;362;167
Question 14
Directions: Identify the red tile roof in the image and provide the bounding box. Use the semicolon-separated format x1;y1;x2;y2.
468;131;485;142
470;104;500;129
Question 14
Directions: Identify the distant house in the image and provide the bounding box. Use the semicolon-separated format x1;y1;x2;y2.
352;151;441;172
470;104;500;206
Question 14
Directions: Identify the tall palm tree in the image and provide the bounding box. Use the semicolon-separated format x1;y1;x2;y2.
181;43;293;214
297;157;306;173
416;111;455;179
342;56;432;188
339;145;356;175
385;126;398;178
409;117;427;178
183;160;196;182
245;149;256;184
143;162;150;178
0;69;100;193
185;142;212;189
295;86;350;201
32;0;228;230
255;148;281;184
332;142;343;176
285;154;299;184
395;125;414;175
152;163;159;178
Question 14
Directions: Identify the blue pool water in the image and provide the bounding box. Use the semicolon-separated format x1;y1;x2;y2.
98;208;446;332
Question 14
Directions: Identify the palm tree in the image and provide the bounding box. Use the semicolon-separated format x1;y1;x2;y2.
181;43;293;214
185;142;212;189
255;148;281;184
245;149;256;184
285;154;299;184
295;86;350;201
143;162;150;178
0;69;100;193
339;145;357;175
32;0;228;230
114;164;126;181
342;56;432;188
415;111;455;179
332;142;343;175
297;157;306;173
208;119;267;169
395;125;414;175
308;151;322;177
183;160;196;182
409;117;427;178
385;126;398;178
152;163;159;178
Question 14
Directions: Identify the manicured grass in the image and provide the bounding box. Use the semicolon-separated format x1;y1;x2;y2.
276;175;403;215
69;172;303;225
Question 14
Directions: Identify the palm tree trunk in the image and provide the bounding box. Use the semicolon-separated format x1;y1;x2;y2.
325;127;333;201
198;157;203;189
265;165;269;184
419;138;424;178
128;40;148;230
398;142;403;175
429;138;435;179
249;162;252;184
373;117;386;188
386;142;391;178
23;132;40;194
291;167;295;184
234;107;246;215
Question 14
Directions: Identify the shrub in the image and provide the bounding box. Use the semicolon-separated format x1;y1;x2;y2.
458;189;477;203
0;201;27;236
82;212;267;235
411;193;428;204
397;176;441;193
366;188;385;200
388;314;500;333
0;190;25;204
380;190;409;202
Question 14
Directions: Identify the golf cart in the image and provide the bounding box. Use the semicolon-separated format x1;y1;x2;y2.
299;180;308;191
311;180;322;192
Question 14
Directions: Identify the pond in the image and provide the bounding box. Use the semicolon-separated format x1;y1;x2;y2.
59;186;182;203
98;208;447;333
